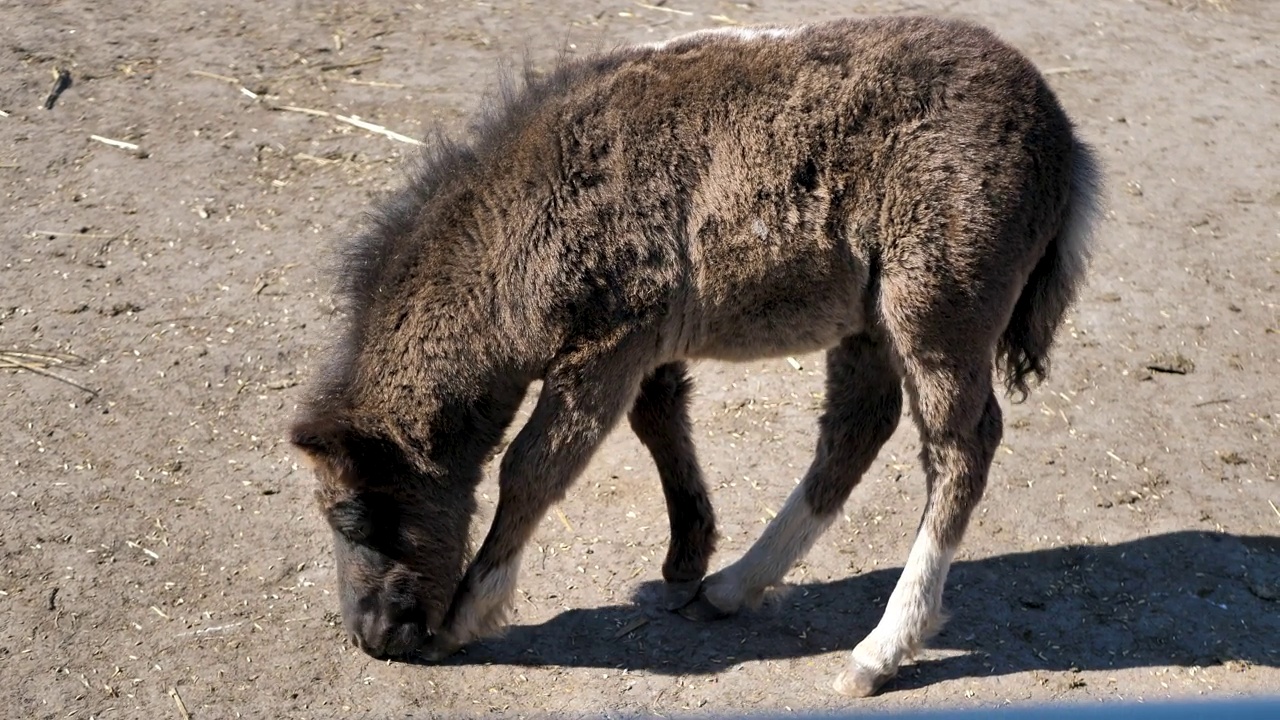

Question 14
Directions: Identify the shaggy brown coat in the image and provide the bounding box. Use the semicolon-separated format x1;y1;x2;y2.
291;15;1099;696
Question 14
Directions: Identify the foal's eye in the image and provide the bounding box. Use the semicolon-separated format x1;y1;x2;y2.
329;499;375;541
329;494;406;554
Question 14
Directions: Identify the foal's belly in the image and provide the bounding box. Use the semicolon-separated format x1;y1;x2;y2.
678;248;871;362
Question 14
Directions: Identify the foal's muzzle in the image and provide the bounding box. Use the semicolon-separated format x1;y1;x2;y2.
347;600;429;659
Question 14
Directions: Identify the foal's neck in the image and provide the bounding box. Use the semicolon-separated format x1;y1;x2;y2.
349;295;533;475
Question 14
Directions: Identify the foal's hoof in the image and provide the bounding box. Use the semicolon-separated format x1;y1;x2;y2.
416;635;462;663
676;586;734;622
832;660;895;698
663;579;703;611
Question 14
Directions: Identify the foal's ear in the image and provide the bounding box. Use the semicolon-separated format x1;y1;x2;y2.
290;414;372;492
290;415;351;464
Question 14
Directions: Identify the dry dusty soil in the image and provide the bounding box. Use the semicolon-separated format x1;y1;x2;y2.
2;0;1278;718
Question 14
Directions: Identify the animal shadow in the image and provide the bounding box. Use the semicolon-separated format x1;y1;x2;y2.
442;531;1279;691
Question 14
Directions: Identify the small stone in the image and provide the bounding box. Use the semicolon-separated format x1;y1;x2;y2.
1145;352;1194;375
1218;451;1247;466
1247;577;1279;602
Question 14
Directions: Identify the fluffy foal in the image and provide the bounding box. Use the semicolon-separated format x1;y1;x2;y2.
291;15;1100;696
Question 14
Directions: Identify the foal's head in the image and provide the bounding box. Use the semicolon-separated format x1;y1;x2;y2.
290;414;477;658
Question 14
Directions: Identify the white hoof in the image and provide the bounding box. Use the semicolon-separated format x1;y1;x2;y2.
832;657;896;697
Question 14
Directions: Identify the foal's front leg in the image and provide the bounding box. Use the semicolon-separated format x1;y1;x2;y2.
426;338;651;658
628;362;717;610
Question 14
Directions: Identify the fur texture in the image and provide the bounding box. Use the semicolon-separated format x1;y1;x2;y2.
290;16;1100;695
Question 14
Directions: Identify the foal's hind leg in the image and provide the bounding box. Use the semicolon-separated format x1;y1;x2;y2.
835;303;1006;697
681;334;903;620
836;373;1001;697
628;362;717;610
427;334;653;658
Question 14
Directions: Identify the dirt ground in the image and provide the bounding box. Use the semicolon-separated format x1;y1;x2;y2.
2;0;1277;718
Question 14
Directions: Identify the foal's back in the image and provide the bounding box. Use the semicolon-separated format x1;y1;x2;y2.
506;16;1077;362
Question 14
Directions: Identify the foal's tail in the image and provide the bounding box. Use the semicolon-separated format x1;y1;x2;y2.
997;139;1103;400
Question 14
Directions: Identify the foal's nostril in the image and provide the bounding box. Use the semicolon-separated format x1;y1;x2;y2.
349;605;427;659
347;611;388;658
348;631;376;657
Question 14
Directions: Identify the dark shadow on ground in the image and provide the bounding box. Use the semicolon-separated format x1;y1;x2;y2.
437;531;1279;692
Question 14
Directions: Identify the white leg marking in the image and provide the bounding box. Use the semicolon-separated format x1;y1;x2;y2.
440;554;522;649
703;483;833;612
836;527;954;696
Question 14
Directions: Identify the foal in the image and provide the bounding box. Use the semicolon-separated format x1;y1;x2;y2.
291;16;1100;696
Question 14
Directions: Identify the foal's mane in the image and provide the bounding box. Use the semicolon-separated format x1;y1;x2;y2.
307;49;639;415
334;50;637;322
